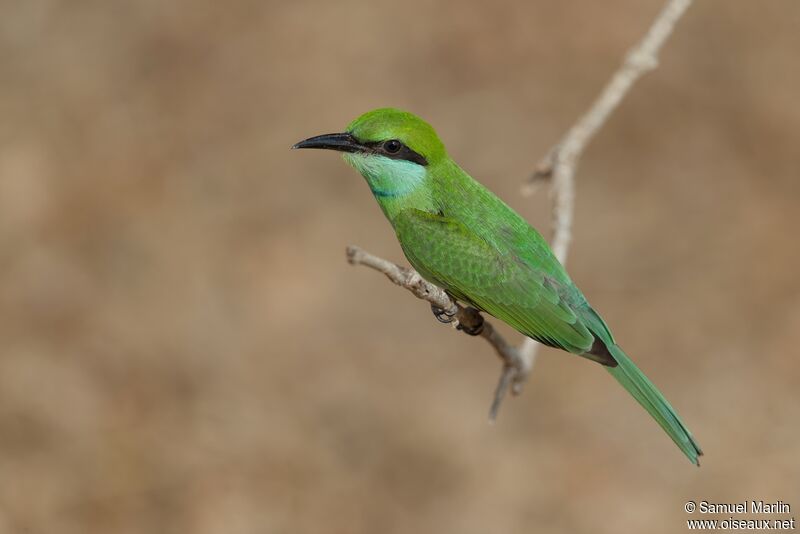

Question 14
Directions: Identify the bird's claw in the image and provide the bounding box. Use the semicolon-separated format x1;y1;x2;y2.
431;304;457;324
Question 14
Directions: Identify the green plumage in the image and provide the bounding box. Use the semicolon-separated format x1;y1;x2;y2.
295;108;703;465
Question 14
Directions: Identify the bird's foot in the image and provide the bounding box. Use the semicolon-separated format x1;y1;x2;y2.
456;307;484;336
431;303;457;324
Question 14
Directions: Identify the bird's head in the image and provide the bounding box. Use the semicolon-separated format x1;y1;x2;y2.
293;108;447;201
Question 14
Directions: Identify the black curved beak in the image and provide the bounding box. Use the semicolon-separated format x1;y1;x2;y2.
292;132;365;153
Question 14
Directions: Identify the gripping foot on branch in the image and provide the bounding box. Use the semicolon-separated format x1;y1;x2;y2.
455;306;485;336
346;245;530;420
430;303;457;324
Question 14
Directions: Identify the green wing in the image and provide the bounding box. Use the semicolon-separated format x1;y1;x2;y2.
394;208;597;357
394;208;703;464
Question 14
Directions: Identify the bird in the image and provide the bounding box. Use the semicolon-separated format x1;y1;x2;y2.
293;108;702;465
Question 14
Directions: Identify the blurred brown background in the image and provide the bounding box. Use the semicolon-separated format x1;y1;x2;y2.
1;1;799;533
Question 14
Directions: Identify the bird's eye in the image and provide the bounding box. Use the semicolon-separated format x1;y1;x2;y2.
383;139;402;154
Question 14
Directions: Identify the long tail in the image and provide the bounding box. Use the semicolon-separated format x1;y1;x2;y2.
605;343;703;465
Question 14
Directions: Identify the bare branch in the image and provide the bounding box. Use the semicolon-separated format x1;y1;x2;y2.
518;0;693;385
345;0;693;421
346;245;454;312
527;0;693;198
347;245;527;417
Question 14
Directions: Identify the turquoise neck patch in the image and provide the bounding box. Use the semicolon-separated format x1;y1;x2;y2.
343;153;426;199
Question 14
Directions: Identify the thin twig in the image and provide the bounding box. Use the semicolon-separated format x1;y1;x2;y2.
346;245;455;312
346;246;525;397
517;0;693;391
346;0;693;420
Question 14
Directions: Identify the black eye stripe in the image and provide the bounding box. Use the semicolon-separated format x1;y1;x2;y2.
362;140;428;166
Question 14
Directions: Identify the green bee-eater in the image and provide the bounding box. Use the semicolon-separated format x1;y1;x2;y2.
294;108;702;465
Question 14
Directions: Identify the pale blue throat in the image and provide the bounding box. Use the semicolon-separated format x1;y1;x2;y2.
343;153;426;198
